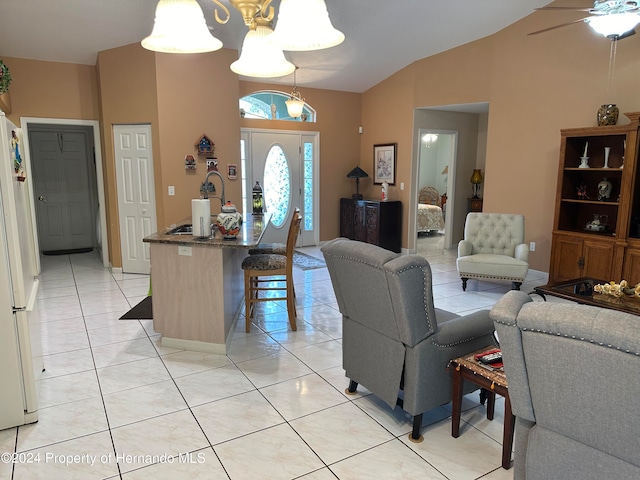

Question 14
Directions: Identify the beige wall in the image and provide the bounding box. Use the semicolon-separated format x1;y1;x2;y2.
154;49;241;225
0;56;99;125
361;12;640;271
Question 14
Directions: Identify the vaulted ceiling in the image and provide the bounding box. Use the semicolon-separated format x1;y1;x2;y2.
0;0;552;92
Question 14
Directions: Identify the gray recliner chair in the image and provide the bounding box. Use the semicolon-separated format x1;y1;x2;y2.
321;238;496;442
491;291;640;479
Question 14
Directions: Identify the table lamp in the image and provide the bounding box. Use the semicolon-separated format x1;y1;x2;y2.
470;169;483;199
347;166;368;199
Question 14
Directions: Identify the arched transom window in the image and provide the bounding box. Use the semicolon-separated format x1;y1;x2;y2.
239;90;316;122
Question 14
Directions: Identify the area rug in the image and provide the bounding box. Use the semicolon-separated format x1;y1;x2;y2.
293;251;326;270
120;296;153;320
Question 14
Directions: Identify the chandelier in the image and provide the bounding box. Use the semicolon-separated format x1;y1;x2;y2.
142;0;344;57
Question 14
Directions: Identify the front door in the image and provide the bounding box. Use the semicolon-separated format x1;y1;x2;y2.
29;126;95;253
243;129;318;246
114;124;157;274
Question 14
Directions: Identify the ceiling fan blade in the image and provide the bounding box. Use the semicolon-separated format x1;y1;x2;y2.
528;17;590;35
534;7;594;12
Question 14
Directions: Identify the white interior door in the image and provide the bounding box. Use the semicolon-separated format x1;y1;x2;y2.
246;130;319;246
114;124;157;274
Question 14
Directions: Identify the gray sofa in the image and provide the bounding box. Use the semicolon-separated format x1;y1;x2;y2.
491;291;640;479
321;238;496;441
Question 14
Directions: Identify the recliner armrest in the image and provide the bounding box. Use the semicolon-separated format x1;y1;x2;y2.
458;240;473;257
431;310;494;346
514;243;529;262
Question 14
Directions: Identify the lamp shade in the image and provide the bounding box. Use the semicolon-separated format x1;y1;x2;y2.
272;0;345;51
285;97;305;118
346;166;369;179
231;25;295;78
142;0;223;53
470;169;483;184
587;13;640;38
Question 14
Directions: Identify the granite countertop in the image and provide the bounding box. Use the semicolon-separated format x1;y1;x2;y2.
143;213;272;248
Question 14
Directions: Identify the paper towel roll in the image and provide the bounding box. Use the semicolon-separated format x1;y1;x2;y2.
192;199;211;237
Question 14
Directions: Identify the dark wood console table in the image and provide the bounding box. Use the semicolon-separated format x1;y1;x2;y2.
339;198;401;252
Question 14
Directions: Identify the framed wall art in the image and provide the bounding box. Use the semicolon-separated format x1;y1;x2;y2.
373;143;397;185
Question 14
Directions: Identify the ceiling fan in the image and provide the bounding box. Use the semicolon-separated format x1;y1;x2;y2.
529;0;640;39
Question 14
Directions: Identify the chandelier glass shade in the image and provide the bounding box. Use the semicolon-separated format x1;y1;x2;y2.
141;0;223;53
231;23;295;78
271;0;345;51
285;94;305;118
587;13;640;38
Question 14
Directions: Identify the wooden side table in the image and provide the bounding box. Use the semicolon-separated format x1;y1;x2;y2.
450;348;515;470
468;197;483;212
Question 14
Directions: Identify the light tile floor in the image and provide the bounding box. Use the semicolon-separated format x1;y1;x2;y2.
1;236;552;480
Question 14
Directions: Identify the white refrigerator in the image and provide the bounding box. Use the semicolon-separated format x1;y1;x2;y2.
0;112;42;430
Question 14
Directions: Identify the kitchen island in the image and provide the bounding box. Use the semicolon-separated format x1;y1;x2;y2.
143;214;270;354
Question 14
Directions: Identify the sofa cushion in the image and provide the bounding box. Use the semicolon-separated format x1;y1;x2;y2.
457;253;528;279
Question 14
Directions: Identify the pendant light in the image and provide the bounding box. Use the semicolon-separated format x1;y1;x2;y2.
230;19;295;78
142;0;223;54
286;67;305;118
272;0;345;51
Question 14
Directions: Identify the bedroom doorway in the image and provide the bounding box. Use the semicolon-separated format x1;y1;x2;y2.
416;129;457;250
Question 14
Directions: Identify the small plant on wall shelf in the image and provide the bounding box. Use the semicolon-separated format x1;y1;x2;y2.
0;61;12;94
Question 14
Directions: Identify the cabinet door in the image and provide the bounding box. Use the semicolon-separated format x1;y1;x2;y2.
353;202;366;242
364;204;380;245
550;235;583;282
623;248;640;286
339;199;354;239
582;240;615;280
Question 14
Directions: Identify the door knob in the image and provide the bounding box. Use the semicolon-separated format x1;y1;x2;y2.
38;195;45;202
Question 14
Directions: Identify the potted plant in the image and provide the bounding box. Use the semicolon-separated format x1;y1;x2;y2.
0;60;12;94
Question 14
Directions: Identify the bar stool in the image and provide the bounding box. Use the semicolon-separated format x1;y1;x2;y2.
241;209;301;332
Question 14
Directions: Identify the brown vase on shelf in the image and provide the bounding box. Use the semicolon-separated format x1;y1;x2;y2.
597;104;619;126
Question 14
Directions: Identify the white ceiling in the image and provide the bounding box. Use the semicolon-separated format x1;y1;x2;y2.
0;0;552;93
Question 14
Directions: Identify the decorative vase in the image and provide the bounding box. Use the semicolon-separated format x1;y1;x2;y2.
603;147;611;168
597;177;612;201
597;104;619;126
381;181;389;202
216;201;242;239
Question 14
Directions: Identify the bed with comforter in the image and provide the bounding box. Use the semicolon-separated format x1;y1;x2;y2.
417;186;445;233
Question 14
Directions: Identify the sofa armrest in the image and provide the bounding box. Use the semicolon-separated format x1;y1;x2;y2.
514;243;529;262
431;310;494;346
458;240;473;257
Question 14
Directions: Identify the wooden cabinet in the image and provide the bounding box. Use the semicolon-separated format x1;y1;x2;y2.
468;198;483;212
549;112;640;283
339;198;402;253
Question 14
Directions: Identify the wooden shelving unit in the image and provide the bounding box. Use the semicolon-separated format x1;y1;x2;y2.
549;112;640;285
